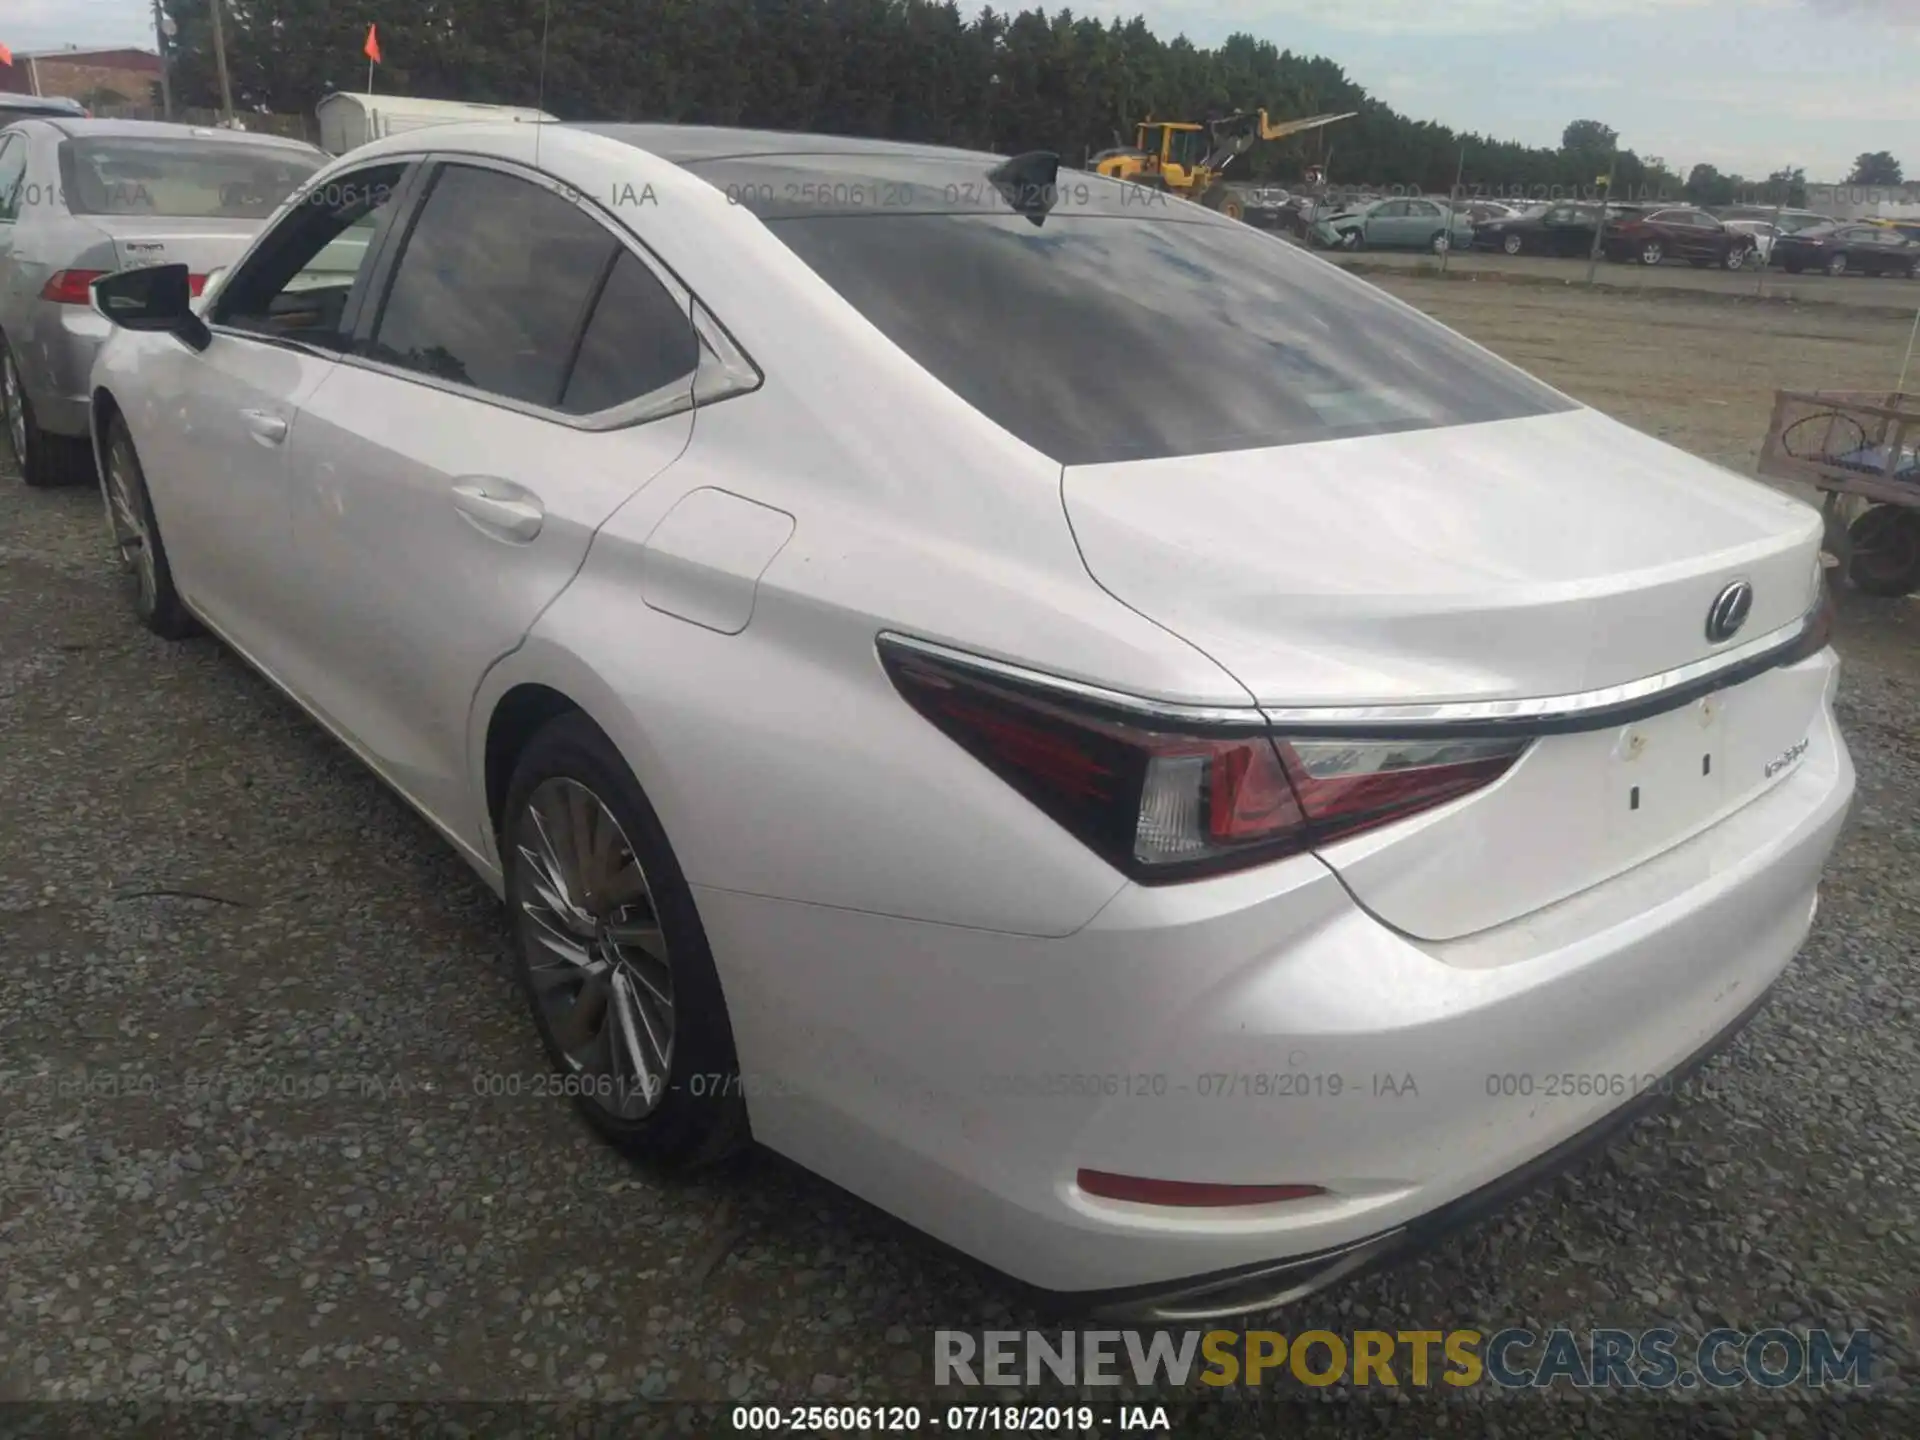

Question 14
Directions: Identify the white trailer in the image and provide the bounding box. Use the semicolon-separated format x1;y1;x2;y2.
316;93;558;154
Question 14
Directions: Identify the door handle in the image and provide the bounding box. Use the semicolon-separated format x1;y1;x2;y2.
241;409;288;445
451;481;544;542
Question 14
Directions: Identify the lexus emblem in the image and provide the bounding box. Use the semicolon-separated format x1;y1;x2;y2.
1705;580;1754;643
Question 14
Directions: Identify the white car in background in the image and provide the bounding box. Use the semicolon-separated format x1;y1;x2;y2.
79;122;1852;1318
1724;218;1779;268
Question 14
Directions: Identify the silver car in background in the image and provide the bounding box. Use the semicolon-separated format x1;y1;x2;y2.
0;118;324;485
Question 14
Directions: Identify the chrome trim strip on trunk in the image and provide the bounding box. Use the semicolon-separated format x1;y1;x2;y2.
875;632;1269;730
877;608;1816;738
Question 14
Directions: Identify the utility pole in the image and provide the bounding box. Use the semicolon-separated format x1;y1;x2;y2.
209;0;235;126
1758;168;1789;298
1585;148;1618;288
1440;142;1466;276
152;0;174;120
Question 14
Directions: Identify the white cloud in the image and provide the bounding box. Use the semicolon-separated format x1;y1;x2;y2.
1805;0;1920;22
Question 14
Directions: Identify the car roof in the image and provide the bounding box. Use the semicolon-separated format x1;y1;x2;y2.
575;123;994;167
573;122;1231;221
37;116;323;152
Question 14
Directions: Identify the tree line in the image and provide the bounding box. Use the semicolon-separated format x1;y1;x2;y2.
154;0;1895;205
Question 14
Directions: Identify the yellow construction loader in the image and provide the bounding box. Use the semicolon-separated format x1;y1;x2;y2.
1092;109;1357;220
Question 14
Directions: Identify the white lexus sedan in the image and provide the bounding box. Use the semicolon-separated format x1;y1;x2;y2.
82;122;1852;1319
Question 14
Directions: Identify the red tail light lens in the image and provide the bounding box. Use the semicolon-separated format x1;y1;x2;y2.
41;270;108;305
1077;1169;1326;1208
879;639;1527;883
41;270;204;303
1781;575;1836;663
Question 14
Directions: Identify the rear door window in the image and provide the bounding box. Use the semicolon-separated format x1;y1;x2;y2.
702;161;1572;465
559;251;701;415
369;163;618;407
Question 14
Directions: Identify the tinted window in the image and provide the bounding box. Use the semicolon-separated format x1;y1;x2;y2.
58;138;322;218
750;203;1573;464
560;251;701;414
371;164;616;407
215;166;405;351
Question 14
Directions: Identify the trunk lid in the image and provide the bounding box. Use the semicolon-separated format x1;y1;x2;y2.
85;217;263;278
1062;406;1828;938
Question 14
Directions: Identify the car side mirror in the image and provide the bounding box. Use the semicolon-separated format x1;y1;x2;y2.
92;263;211;353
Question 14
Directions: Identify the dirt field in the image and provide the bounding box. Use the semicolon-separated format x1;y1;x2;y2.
1374;272;1920;476
2;278;1915;1436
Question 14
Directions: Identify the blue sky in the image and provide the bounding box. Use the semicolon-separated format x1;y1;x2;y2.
10;0;1918;181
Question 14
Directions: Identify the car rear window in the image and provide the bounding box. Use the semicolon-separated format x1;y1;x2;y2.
59;137;323;219
692;157;1572;465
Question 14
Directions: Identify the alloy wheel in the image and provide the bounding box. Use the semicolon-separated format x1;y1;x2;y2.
104;431;157;612
1503;233;1523;255
1;352;25;465
1641;242;1664;265
511;776;676;1119
1828;253;1847;277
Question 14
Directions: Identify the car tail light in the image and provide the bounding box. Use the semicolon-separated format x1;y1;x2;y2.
41;270;108;305
1077;1169;1326;1207
40;270;205;303
1781;576;1837;663
878;638;1527;883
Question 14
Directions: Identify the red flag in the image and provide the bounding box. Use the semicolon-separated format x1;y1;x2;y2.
363;25;381;65
0;43;14;68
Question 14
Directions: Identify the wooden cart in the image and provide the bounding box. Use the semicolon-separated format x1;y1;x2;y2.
1756;389;1920;596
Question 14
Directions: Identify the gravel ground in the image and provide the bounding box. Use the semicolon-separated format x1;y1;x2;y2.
2;283;1917;1437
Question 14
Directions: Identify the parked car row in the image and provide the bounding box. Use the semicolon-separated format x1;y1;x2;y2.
1;118;1856;1320
1295;192;1920;276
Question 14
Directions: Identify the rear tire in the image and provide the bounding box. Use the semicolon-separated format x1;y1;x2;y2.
502;712;750;1170
1847;505;1920;597
1;340;89;488
1502;232;1524;256
1722;246;1747;270
1827;252;1848;277
100;414;198;639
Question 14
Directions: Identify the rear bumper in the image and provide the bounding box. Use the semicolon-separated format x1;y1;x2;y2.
1073;978;1780;1320
694;671;1852;1303
23;300;109;437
